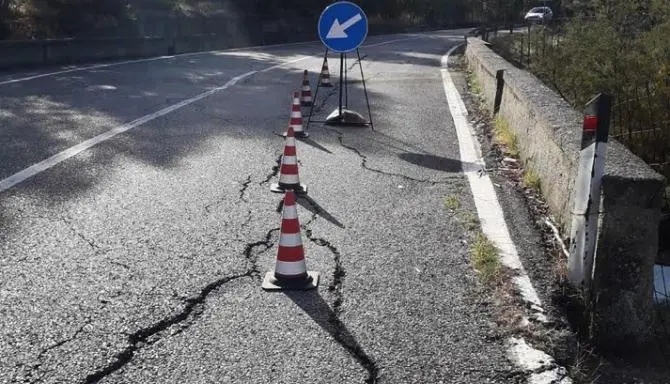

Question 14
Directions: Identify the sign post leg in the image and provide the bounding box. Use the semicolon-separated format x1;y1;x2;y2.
338;53;345;119
306;49;329;131
344;53;349;109
356;48;374;130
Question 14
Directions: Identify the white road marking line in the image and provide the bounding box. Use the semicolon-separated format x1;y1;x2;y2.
440;44;545;318
0;35;439;193
0;56;309;194
0;35;425;86
0;56;174;86
441;44;573;384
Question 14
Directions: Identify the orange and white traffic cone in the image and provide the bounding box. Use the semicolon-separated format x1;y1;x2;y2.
319;57;333;87
285;91;308;138
271;126;307;195
262;190;320;291
300;70;313;107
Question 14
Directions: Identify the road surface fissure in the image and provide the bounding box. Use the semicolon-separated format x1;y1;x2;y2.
259;154;283;186
298;205;379;384
313;88;339;114
81;187;280;383
62;215;101;250
23;321;91;384
333;131;460;184
238;175;252;203
242;227;281;278
82;272;252;384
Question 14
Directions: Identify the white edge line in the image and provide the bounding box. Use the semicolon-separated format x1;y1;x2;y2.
0;34;427;86
0;55;310;194
440;44;546;317
0;42;316;86
441;44;573;383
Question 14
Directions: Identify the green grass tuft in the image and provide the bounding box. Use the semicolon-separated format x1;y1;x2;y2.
471;232;501;284
522;168;541;192
443;195;461;210
493;117;519;157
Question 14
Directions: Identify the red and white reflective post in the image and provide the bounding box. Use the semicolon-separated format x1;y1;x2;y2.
568;93;612;292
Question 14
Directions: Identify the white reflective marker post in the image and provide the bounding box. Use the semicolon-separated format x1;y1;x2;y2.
568;93;612;292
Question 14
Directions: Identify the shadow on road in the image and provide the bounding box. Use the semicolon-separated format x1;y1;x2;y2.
297;195;345;229
275;194;345;229
284;290;378;379
0;33;462;206
398;152;474;173
297;136;333;154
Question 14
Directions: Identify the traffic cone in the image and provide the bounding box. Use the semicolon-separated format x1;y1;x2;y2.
300;70;313;107
262;190;320;291
285;91;308;138
319;57;333;87
271;126;308;195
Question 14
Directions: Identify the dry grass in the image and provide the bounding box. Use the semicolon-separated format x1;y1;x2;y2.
462;212;480;232
522;168;541;192
443;195;461;210
493;117;520;157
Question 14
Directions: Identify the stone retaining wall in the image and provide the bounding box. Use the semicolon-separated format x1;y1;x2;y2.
465;36;666;352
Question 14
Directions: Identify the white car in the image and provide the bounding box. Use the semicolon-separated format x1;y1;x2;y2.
524;6;553;23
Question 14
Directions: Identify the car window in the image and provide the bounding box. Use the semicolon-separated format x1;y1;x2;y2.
530;7;543;12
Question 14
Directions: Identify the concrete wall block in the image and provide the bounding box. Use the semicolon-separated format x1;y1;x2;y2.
0;40;46;68
591;172;663;351
42;37;169;65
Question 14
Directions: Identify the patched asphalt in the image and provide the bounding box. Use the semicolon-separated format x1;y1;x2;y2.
0;29;520;383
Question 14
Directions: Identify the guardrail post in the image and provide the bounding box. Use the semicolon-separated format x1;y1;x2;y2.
494;69;504;115
568;93;612;292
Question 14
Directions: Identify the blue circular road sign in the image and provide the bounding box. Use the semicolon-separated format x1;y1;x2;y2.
318;1;368;53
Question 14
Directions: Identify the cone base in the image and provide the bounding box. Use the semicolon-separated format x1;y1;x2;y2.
301;101;313;107
262;271;320;291
319;82;334;87
270;183;308;195
325;108;369;127
282;131;309;138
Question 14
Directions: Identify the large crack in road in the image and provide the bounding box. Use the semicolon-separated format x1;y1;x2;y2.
238;175;252;202
328;129;462;185
259;154;282;186
242;227;281;279
80;168;282;383
302;212;380;383
82;272;253;384
43;138;383;383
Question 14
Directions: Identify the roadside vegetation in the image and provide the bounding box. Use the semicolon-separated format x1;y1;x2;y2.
470;232;502;285
488;0;670;205
0;0;496;40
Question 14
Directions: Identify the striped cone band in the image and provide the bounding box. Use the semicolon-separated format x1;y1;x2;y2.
301;72;312;106
321;60;330;77
290;92;303;132
278;127;301;186
274;190;307;279
301;89;313;101
320;59;332;85
284;125;296;151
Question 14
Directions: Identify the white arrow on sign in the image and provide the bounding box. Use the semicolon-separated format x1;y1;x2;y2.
326;13;363;39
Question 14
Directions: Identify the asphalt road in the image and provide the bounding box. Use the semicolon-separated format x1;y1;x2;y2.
0;30;520;383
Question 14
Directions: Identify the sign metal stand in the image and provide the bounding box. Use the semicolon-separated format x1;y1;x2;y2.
306;1;374;130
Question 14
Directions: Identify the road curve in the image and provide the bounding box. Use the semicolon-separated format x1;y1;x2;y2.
0;29;519;383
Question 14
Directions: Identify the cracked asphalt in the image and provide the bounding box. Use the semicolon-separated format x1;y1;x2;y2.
0;30;520;383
